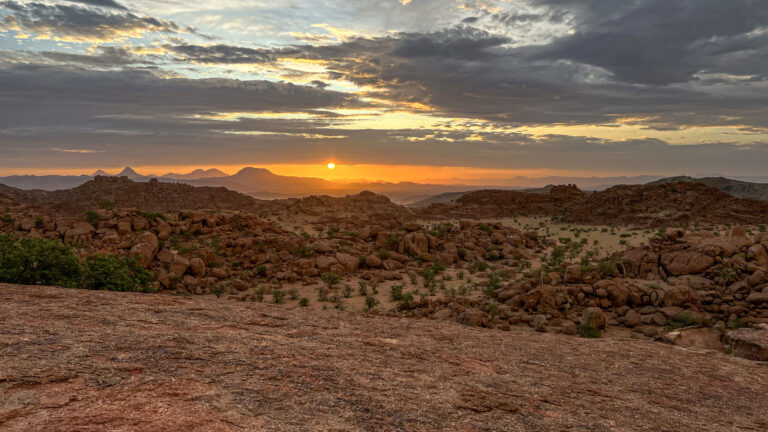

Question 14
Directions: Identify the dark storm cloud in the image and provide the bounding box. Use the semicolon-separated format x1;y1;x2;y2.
167;44;299;64
0;1;192;40
0;62;363;134
530;0;768;84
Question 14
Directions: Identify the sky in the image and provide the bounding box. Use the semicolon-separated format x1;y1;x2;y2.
1;0;767;182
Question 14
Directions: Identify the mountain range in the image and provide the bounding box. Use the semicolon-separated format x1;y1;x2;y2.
2;168;768;204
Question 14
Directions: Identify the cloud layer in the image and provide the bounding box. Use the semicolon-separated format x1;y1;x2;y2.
0;0;767;175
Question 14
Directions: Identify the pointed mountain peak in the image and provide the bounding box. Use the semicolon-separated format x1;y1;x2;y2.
117;166;141;177
91;169;110;176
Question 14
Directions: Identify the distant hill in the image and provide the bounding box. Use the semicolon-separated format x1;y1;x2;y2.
162;168;229;180
648;176;768;202
0;176;269;215
419;182;768;227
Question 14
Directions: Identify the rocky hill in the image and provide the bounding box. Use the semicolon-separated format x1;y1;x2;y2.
650;176;768;202
1;284;766;431
0;176;270;216
423;182;768;227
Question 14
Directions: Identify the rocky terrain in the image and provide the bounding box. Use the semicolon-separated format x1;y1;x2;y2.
1;177;767;358
650;176;768;202
0;176;271;216
1;284;766;431
424;182;768;227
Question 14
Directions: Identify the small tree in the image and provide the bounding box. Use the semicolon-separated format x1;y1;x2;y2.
321;272;340;290
365;295;379;311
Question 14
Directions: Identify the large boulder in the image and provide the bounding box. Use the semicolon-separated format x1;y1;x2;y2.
661;328;723;352
188;257;206;277
335;253;359;274
129;232;159;268
660;251;714;276
460;308;486;327
746;244;768;268
663;285;701;308
581;307;606;330
169;255;189;278
726;326;768;361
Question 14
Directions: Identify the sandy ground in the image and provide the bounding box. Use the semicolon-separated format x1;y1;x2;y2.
1;284;767;431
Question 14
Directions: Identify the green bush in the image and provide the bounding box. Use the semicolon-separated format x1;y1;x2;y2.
577;316;602;338
84;210;100;228
0;235;82;288
82;255;155;292
390;284;404;301
665;313;701;331
97;200;115;210
321;272;340;290
272;289;286;304
365;295;379;311
299;297;310;307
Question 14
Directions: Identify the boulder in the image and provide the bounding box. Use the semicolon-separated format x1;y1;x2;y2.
746;291;768;305
660;251;714;276
581;307;606;330
365;254;382;268
623;310;642;327
129;232;159;268
746;244;768;268
169;255;190;278
117;221;132;236
335;253;359;274
460;308;486;327
564;265;583;283
430;309;453;320
661;328;723;352
189;258;206;277
663;285;701;308
726;327;768;361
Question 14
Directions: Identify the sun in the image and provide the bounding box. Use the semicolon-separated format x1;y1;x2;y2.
327;162;335;170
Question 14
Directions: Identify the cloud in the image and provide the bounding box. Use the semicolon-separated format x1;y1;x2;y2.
167;43;298;64
0;1;193;42
529;0;768;84
69;0;127;11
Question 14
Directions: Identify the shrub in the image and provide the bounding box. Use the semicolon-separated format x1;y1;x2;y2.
84;210;100;228
577;316;602;338
0;235;82;288
342;284;352;298
317;286;329;302
140;212;166;221
254;265;267;277
457;247;467;260
431;260;447;273
299;297;310;307
357;280;368;296
97;200;115;210
254;286;266;302
82;255;155;292
288;288;298;299
665;313;701;331
321;272;340;290
0;214;15;225
291;246;315;258
365;295;379;311
272;289;286;304
390;284;404;301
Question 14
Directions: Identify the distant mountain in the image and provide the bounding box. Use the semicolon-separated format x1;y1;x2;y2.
648;176;768;202
162;168;228;180
0;175;93;191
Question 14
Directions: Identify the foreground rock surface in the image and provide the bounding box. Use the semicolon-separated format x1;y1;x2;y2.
1;284;767;431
